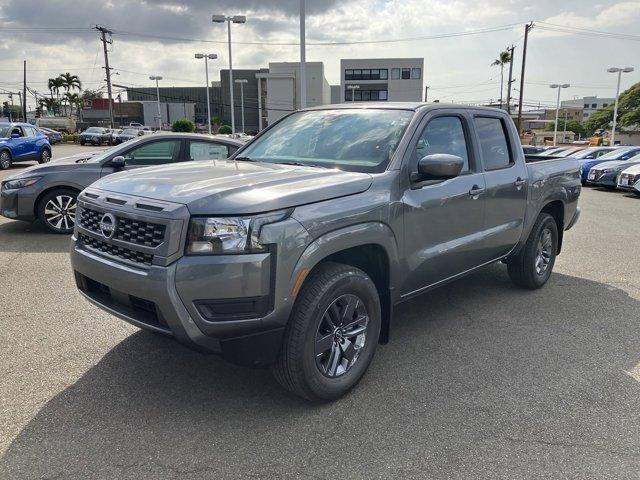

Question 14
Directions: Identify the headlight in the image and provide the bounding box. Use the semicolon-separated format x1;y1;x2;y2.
186;209;292;255
2;177;41;190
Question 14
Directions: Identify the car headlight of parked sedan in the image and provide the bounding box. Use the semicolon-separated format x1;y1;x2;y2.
1;177;41;190
186;210;292;255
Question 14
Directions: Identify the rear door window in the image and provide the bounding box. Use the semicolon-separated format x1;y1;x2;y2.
123;140;181;166
474;117;513;170
189;141;229;160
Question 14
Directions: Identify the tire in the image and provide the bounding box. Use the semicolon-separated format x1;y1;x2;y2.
272;262;381;402
38;148;51;164
37;188;78;234
80;140;85;146
507;213;558;289
0;150;11;170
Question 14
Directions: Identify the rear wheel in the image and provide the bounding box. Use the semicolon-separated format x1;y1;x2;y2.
38;148;51;164
507;213;558;289
272;262;381;401
37;188;78;234
0;150;11;170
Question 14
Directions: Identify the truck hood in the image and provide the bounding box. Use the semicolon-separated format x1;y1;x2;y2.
91;160;373;215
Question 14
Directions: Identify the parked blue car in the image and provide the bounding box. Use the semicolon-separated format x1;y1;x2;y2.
579;146;640;184
0;122;52;170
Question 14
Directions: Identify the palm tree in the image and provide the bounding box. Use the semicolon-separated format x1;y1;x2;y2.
40;97;59;115
47;77;65;114
491;50;512;109
65;92;82;120
59;72;82;92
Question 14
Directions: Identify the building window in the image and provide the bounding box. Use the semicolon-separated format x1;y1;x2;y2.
380;69;388;80
345;88;388;101
583;113;588;117
591;103;597;108
344;68;391;81
401;68;411;79
602;103;608;107
362;69;371;80
584;103;589;108
411;68;421;79
345;69;354;80
391;68;400;79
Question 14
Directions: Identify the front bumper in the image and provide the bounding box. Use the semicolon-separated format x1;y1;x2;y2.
586;171;619;187
0;186;37;221
71;236;290;366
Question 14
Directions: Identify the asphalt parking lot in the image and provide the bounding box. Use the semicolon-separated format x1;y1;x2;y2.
1;145;639;479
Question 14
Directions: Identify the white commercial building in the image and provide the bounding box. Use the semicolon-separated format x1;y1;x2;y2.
256;61;331;128
561;96;615;120
340;58;424;103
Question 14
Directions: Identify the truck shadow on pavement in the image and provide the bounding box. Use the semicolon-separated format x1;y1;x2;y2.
2;266;639;478
0;220;71;253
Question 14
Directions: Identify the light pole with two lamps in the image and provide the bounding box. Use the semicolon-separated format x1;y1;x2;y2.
195;53;218;134
607;66;634;146
549;83;570;146
149;75;163;130
212;14;246;134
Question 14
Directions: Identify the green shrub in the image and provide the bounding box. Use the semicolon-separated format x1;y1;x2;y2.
218;124;232;134
171;119;195;132
211;115;221;125
62;133;80;143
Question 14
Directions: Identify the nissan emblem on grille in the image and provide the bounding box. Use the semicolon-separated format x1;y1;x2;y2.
99;213;117;239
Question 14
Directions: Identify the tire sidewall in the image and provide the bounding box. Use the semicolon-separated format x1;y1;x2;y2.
39;148;51;164
0;150;11;170
528;215;558;287
299;270;381;400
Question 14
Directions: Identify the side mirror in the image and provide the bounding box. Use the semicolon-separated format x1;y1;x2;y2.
109;156;126;169
414;154;464;181
11;133;20;139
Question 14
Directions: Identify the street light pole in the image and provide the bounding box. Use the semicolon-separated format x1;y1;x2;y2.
299;0;306;109
149;75;163;130
549;83;569;146
607;66;634;146
235;79;248;133
212;14;246;134
196;53;218;134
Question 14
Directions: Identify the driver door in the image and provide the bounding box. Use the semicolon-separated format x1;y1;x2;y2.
101;139;183;176
400;110;487;297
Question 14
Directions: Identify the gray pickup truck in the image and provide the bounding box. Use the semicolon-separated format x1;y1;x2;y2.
70;103;581;401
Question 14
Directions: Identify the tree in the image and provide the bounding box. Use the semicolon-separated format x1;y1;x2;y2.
65;92;82;119
82;89;102;101
47;77;65;114
59;72;82;92
171;119;195;132
584;81;640;135
491;50;512;109
39;97;59;115
545;119;586;138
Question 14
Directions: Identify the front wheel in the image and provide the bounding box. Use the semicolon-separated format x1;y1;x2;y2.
272;262;381;402
507;212;558;289
37;188;78;234
38;148;51;164
0;150;11;170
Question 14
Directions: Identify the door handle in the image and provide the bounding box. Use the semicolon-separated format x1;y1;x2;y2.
469;185;485;196
515;177;526;187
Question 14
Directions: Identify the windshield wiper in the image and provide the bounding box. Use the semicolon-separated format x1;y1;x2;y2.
273;161;325;168
234;156;257;162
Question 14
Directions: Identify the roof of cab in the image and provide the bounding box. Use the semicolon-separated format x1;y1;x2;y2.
302;102;508;114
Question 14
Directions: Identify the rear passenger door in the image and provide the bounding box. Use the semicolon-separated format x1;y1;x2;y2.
187;140;231;161
473;115;528;260
401;110;487;297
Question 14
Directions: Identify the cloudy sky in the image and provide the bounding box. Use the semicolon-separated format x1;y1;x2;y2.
0;0;639;110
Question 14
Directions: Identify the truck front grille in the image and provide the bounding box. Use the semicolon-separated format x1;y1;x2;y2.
79;207;166;247
79;233;153;266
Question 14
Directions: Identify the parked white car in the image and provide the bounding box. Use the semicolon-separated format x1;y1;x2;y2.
617;163;640;195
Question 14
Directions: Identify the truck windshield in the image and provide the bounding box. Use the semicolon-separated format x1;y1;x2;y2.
237;109;414;173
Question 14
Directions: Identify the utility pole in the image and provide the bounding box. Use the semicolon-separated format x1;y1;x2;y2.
95;25;114;128
505;45;515;114
17;92;23;122
22;60;27;121
424;85;430;102
516;22;533;133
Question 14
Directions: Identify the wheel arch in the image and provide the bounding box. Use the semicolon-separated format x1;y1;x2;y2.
540;200;564;254
33;184;82;218
289;222;400;344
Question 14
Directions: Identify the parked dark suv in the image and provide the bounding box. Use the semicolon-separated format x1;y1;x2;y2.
1;133;243;233
79;127;112;146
